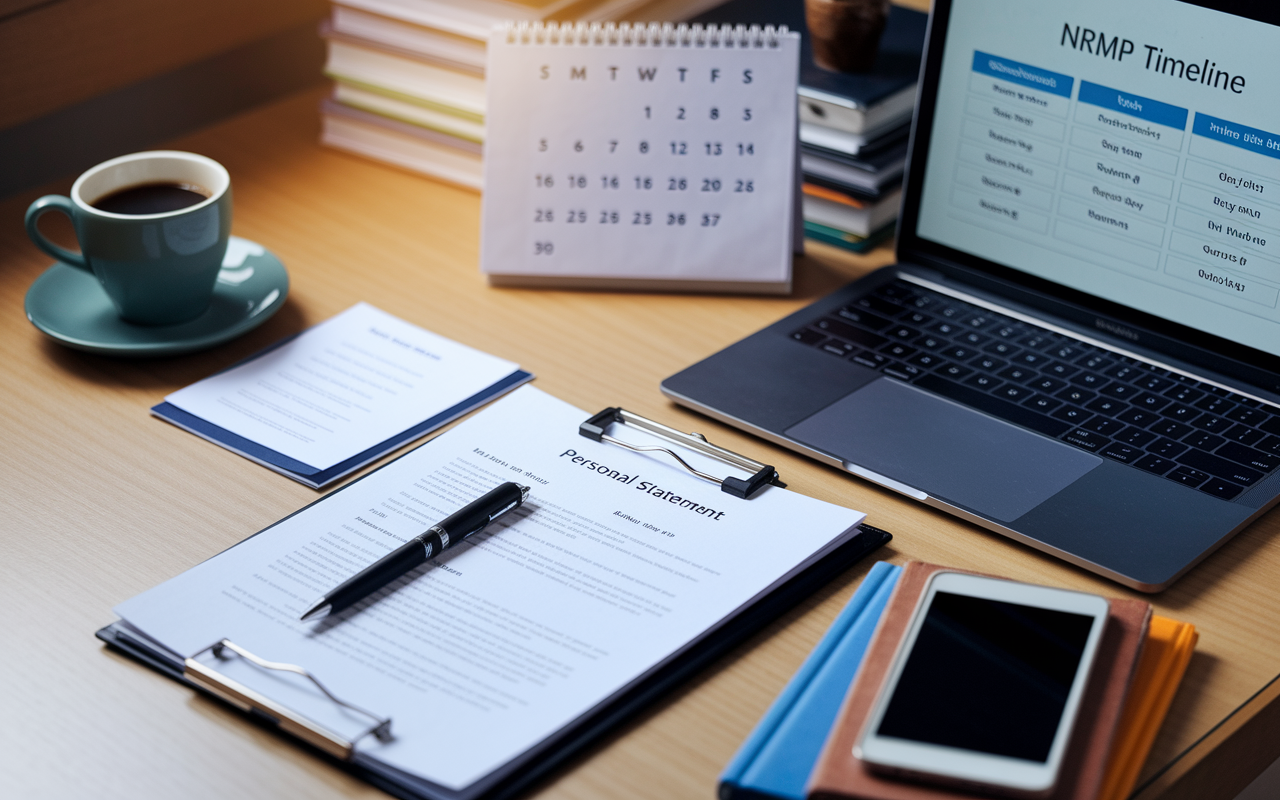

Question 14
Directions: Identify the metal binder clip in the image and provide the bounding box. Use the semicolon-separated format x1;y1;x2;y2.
579;407;785;498
184;639;393;760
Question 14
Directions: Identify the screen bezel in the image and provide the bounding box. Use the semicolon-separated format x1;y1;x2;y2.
894;0;1280;396
855;572;1109;794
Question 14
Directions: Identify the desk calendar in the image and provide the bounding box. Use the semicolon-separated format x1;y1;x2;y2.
480;22;801;293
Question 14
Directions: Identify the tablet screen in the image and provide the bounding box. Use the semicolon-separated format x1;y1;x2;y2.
875;591;1095;762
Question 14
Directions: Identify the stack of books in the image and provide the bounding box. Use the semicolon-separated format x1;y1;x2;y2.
720;562;1199;800
695;0;928;253
320;0;928;253
319;0;724;190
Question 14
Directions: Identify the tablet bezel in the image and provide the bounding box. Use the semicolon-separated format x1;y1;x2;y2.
854;572;1110;796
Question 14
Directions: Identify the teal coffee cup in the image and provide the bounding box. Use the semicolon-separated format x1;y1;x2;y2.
25;151;232;326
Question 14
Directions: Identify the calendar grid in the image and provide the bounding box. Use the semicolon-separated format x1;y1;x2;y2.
480;23;801;293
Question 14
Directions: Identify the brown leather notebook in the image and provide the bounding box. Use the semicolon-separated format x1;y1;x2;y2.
807;562;1152;800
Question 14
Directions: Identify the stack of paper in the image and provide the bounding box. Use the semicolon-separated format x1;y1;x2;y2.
319;0;724;189
153;303;532;488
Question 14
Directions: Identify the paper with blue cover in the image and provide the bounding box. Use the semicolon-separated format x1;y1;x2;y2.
152;303;533;488
719;561;902;800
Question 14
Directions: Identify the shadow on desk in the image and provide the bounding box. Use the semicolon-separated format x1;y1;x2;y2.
37;300;309;390
792;245;896;302
1145;649;1223;773
1155;520;1280;614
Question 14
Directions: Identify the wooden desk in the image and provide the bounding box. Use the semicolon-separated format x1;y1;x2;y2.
2;87;1278;800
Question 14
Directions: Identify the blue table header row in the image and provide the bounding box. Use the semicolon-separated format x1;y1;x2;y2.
1193;113;1280;161
1077;82;1188;130
972;51;1074;98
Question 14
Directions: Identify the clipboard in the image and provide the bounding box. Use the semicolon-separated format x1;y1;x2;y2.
96;392;893;800
183;639;393;760
97;526;890;800
579;407;786;498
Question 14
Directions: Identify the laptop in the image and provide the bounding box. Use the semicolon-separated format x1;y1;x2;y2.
663;0;1280;591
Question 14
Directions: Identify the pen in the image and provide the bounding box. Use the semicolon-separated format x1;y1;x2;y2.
300;481;531;622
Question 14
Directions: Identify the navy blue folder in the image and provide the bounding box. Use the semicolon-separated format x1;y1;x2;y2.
152;369;533;488
151;326;533;488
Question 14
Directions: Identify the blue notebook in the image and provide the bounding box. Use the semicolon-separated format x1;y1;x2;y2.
719;561;903;800
152;319;534;489
152;369;532;489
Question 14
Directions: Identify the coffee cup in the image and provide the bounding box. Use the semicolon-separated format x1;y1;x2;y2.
25;151;232;326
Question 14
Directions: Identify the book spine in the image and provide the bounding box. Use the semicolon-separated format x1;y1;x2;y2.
718;561;901;799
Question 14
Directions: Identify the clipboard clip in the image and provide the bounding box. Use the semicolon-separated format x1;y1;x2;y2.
183;639;393;760
579;407;785;499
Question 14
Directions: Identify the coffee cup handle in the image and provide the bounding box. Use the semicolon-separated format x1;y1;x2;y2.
25;195;90;272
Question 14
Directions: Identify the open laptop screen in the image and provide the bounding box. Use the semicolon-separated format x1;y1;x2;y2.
908;0;1280;365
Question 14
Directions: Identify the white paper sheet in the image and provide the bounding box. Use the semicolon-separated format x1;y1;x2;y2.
116;387;864;790
164;303;520;470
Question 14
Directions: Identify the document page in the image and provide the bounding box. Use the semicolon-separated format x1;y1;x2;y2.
164;303;520;470
115;387;864;790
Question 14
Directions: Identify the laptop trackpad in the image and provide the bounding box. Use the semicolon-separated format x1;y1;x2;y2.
785;378;1101;522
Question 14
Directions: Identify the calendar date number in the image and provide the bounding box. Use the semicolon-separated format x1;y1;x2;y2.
535;137;753;157
535;209;725;226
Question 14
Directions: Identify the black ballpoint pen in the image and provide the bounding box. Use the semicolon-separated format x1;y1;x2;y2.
300;481;531;622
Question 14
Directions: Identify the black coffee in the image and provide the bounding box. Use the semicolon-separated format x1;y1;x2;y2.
92;182;210;215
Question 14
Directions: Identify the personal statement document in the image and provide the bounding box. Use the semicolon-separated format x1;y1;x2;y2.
162;303;521;471
115;387;866;791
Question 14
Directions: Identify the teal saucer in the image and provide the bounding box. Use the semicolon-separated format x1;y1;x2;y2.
25;236;289;357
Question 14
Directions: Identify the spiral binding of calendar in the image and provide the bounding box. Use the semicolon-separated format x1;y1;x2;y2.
502;21;788;49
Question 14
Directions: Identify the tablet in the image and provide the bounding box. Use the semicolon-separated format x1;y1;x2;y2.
855;572;1110;797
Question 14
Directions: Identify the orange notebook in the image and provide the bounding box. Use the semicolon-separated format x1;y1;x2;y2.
1097;616;1198;800
807;561;1152;800
802;183;868;208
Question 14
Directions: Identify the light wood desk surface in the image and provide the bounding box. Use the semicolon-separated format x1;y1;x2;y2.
3;87;1280;800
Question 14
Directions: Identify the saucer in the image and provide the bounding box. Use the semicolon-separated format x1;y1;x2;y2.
25;236;289;357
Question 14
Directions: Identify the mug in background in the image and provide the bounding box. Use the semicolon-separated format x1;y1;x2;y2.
805;0;892;74
25;151;232;326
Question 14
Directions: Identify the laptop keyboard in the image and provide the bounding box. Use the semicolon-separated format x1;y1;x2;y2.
790;279;1280;501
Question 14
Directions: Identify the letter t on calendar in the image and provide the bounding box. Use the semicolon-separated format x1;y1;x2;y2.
480;23;801;292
